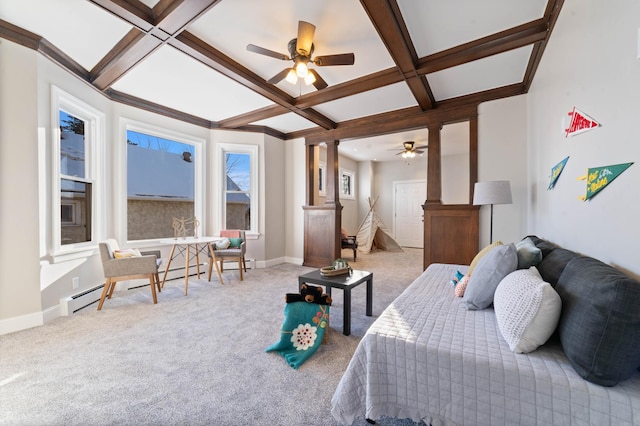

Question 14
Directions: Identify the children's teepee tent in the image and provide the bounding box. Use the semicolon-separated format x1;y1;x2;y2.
356;196;404;254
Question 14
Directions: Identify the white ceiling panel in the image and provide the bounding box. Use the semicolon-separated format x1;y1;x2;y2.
251;112;318;134
428;46;533;101
0;0;132;70
313;82;418;122
111;45;274;121
189;0;396;97
398;0;547;56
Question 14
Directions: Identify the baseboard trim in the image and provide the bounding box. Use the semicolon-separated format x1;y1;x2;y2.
0;311;44;335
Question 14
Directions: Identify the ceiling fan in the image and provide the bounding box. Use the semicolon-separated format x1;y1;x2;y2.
389;141;428;158
246;20;355;90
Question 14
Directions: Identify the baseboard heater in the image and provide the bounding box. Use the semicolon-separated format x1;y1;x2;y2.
60;284;105;315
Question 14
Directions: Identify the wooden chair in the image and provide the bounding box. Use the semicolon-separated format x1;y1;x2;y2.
97;239;162;310
341;234;358;261
208;230;247;281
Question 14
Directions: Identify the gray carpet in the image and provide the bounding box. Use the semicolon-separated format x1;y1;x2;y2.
0;249;428;426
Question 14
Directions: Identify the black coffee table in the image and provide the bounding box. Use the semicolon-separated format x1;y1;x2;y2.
298;269;373;336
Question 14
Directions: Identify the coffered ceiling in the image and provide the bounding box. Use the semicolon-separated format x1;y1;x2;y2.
0;0;563;161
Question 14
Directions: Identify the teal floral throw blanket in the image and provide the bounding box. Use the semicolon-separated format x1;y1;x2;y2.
266;301;330;369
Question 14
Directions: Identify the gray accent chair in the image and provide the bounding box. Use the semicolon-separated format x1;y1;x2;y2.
208;230;247;281
97;239;163;310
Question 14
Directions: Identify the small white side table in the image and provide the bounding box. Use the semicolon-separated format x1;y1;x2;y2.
159;236;223;295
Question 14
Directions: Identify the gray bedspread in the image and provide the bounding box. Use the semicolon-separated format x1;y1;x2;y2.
331;263;640;426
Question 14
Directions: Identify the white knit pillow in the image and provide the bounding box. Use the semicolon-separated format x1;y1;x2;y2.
216;238;230;249
493;267;562;353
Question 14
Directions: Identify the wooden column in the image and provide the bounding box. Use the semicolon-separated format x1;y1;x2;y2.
303;140;342;267
423;112;480;269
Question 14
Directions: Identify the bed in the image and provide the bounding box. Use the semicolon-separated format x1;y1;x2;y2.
331;262;640;426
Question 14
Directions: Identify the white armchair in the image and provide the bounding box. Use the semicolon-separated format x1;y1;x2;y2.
97;239;162;310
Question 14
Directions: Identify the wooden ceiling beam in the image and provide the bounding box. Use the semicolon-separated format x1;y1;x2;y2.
90;28;161;90
218;104;289;128
89;0;155;31
360;0;434;110
107;88;214;128
523;0;565;91
87;1;221;90
152;0;223;35
295;68;403;109
303;102;478;144
294;80;526;143
416;19;549;74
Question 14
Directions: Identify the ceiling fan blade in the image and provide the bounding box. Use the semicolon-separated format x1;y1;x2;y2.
247;44;289;60
413;145;428;150
310;69;328;90
314;53;355;66
267;68;292;84
414;150;425;154
296;21;316;56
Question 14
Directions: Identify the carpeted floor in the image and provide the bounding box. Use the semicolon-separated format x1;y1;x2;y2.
0;248;428;426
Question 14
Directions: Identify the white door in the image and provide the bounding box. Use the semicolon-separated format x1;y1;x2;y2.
394;181;426;248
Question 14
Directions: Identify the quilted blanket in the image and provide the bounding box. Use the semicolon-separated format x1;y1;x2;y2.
331;263;640;426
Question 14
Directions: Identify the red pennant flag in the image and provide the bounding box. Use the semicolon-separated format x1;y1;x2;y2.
565;107;600;137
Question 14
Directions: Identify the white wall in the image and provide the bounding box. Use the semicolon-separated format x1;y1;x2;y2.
372;156;429;233
0;39;42;329
441;153;470;204
527;0;640;278
284;138;305;264
338;154;359;233
478;95;529;247
263;134;286;263
316;147;360;234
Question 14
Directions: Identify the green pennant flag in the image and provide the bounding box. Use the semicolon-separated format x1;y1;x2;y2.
548;156;569;190
579;162;633;201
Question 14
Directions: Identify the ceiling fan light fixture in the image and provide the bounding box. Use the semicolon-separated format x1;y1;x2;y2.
304;72;316;86
285;68;298;84
295;58;309;78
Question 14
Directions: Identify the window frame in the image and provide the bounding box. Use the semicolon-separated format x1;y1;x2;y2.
217;143;258;235
117;118;205;244
340;168;356;200
50;86;105;258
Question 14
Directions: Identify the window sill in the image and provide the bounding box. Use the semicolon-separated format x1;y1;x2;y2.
49;246;98;264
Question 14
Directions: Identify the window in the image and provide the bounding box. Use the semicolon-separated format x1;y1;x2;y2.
52;87;104;253
218;143;258;234
340;169;355;199
318;161;326;197
123;122;203;242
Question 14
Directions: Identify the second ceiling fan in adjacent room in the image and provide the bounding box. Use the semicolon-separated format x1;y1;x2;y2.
389;141;428;159
247;20;355;90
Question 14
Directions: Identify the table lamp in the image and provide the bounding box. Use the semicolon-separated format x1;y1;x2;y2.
473;180;512;244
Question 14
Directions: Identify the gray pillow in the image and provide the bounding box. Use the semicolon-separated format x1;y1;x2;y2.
555;256;640;386
462;243;518;310
515;237;542;269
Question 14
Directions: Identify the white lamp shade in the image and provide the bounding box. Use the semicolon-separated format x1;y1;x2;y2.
473;181;512;205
